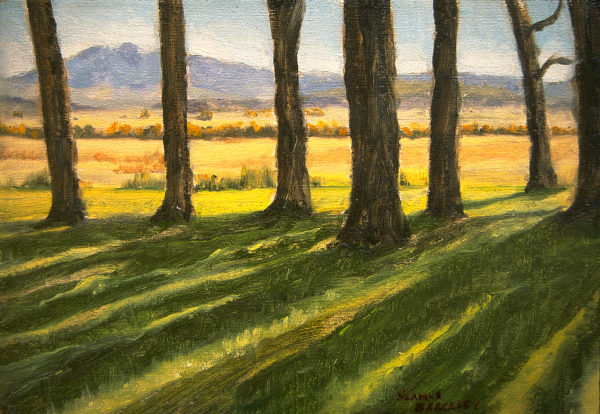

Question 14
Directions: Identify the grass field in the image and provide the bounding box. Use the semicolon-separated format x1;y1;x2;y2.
1;114;598;413
0;182;599;413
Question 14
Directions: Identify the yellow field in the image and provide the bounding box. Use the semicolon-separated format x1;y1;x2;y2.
0;133;578;188
5;104;575;131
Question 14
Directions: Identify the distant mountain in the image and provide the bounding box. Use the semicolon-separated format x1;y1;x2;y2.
0;43;573;110
2;43;274;102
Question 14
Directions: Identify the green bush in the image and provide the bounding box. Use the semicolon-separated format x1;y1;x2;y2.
240;166;276;189
74;124;97;138
195;166;277;192
21;169;51;188
121;172;166;190
310;177;322;187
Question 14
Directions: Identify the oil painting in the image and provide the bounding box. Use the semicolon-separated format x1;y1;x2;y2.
0;0;598;412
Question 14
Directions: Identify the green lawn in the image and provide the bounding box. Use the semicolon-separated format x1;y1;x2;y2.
0;186;598;413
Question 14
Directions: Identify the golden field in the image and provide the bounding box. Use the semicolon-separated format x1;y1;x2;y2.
0;133;578;188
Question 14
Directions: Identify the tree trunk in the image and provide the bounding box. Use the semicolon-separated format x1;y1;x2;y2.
152;0;195;222
26;0;86;225
505;0;558;192
427;0;464;218
565;0;600;221
338;0;410;245
265;0;311;215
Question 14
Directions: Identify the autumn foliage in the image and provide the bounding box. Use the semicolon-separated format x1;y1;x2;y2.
0;120;578;141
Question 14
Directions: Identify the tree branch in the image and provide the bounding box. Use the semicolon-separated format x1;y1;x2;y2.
526;0;563;36
538;55;573;78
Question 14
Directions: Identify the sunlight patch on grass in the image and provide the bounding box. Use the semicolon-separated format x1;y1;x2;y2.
320;298;492;413
247;228;321;253
62;306;322;414
0;264;124;301
492;292;600;413
61;258;435;413
3;267;259;347
307;236;337;253
39;275;115;306
145;295;238;331
0;241;123;279
572;343;600;414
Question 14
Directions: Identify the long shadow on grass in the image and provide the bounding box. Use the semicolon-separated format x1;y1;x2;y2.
0;213;337;341
0;211;358;411
0;210;455;412
115;210;569;413
0;208;582;413
463;186;567;211
233;216;600;414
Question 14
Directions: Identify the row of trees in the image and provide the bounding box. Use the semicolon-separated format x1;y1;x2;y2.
25;0;599;243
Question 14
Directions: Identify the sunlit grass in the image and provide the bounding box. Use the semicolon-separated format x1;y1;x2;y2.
0;182;597;413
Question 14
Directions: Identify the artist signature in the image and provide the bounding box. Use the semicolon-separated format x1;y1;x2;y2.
396;389;481;412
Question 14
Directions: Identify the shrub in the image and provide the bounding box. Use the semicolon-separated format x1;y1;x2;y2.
398;170;410;186
73;124;97;138
194;166;277;191
310;177;322;187
21;169;51;188
121;172;166;190
195;110;213;121
240;165;276;189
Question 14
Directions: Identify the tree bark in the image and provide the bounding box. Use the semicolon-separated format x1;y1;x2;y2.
265;0;311;215
427;0;464;218
152;0;195;222
338;0;410;245
505;0;558;192
26;0;86;225
565;0;600;221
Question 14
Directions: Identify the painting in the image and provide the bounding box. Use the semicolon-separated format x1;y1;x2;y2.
0;0;598;412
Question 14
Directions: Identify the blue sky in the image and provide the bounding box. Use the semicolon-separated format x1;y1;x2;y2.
0;0;575;81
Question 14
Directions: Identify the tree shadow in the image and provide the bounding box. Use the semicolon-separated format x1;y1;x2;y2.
232;214;600;413
463;186;568;210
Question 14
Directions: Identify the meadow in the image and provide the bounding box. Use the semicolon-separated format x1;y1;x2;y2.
0;106;598;413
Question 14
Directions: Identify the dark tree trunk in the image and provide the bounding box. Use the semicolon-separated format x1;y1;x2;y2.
427;0;464;218
565;0;600;221
338;0;410;245
152;0;195;222
26;0;86;225
505;0;558;192
265;0;311;215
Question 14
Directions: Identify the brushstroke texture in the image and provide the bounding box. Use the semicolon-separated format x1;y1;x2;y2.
427;0;464;218
25;0;86;225
152;0;195;222
505;0;571;192
265;0;312;215
338;0;410;244
565;0;600;221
